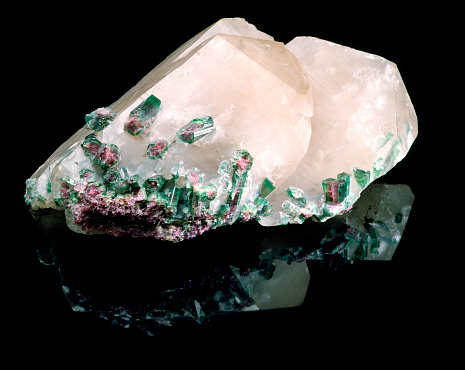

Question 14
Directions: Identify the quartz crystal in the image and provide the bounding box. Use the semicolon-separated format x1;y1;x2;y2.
24;18;417;333
33;182;414;331
24;18;416;242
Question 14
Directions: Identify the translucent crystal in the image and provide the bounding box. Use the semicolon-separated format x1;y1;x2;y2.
25;18;416;243
124;94;161;136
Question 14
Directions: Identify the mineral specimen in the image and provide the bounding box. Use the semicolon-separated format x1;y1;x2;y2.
24;18;416;242
24;17;417;332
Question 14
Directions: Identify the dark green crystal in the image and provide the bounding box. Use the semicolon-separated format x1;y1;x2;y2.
124;95;161;136
259;178;275;198
176;116;215;144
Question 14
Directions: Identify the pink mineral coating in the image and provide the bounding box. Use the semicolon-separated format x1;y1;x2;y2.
67;180;218;242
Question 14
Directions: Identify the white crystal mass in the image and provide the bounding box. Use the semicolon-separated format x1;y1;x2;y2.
27;18;417;235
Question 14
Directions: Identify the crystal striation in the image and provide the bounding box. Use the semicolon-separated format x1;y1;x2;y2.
25;18;417;243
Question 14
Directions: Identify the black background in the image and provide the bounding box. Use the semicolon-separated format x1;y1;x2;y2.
8;3;440;365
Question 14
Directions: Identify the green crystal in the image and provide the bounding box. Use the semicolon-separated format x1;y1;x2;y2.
322;173;350;204
103;169;120;185
240;203;257;221
156;180;181;213
218;160;229;175
176;116;215;144
84;107;116;131
373;157;384;179
286;186;306;204
124;95;161;136
143;176;166;194
202;183;217;200
228;150;253;213
259;178;276;198
337;172;350;202
353;167;370;188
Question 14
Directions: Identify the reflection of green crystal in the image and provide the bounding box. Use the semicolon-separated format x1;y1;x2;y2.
124;95;161;136
84;107;116;131
353;167;370;188
176;116;215;144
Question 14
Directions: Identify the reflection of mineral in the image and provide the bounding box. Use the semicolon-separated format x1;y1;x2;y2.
32;182;414;332
24;18;416;243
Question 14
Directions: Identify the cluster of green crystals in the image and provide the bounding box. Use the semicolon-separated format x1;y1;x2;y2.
279;163;379;225
28;94;277;241
25;92;407;242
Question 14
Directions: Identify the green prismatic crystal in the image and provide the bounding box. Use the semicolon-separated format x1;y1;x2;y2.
229;150;253;214
176;116;215;144
286;186;306;204
337;172;350;201
322;172;350;204
124;95;161;136
353;167;370;188
143;176;166;195
259;178;276;198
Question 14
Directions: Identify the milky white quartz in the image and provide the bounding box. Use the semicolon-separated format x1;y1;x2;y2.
260;36;417;225
25;18;417;239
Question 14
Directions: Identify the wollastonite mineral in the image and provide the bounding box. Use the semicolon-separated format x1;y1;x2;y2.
24;18;416;242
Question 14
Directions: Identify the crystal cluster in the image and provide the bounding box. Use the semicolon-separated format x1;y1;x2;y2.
24;18;416;242
25;18;417;333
